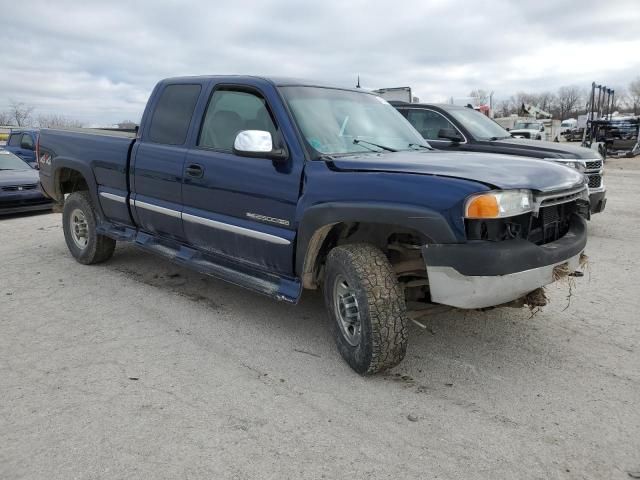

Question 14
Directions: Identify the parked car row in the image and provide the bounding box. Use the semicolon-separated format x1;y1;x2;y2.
0;149;51;215
35;75;595;374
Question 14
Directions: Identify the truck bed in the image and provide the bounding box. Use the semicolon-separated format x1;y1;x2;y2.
38;128;136;214
44;127;137;139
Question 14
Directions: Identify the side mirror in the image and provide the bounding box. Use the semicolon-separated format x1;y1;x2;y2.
540;126;545;132
505;127;510;131
21;140;34;150
233;130;287;161
437;128;463;143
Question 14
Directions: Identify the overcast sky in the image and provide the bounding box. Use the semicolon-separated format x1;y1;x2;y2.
1;0;638;125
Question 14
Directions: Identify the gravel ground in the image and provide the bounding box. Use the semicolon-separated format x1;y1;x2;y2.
1;159;639;480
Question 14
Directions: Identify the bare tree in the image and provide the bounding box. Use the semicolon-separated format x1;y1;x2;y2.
469;89;489;106
495;99;516;117
514;91;538;108
8;99;35;126
511;92;556;116
610;87;628;113
36;114;83;129
117;120;137;130
0;110;11;125
536;91;557;114
556;86;583;120
629;77;640;115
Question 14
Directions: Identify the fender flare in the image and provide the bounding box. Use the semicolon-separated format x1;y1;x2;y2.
52;158;103;217
295;201;459;279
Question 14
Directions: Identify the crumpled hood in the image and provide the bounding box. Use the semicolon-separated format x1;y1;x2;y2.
328;150;585;193
0;169;39;187
497;137;600;159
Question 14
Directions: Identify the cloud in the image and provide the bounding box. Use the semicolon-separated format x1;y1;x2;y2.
0;0;638;124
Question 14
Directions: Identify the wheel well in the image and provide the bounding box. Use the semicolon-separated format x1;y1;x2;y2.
301;222;428;290
53;168;89;202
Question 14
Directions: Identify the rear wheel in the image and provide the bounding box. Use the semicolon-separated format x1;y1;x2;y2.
62;191;116;264
323;244;408;375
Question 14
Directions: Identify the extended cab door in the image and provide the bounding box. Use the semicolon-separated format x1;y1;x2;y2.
130;83;202;241
181;82;303;276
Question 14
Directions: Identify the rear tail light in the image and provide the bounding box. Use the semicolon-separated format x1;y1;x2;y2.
35;135;41;169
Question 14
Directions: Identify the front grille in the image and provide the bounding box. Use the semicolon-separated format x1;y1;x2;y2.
527;203;574;245
536;186;587;209
513;132;531;139
587;174;602;189
0;198;50;208
585;160;603;170
543;205;560;224
2;183;38;192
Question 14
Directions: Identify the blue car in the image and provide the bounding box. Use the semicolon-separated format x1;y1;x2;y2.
4;129;39;168
0;149;51;215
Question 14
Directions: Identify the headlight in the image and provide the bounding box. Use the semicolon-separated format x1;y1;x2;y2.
465;190;534;219
546;158;586;173
564;161;586;173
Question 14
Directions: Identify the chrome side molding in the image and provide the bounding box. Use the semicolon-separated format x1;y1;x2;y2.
99;191;127;203
128;196;291;245
183;212;290;245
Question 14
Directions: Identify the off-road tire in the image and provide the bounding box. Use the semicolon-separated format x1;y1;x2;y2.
323;243;408;375
62;191;116;265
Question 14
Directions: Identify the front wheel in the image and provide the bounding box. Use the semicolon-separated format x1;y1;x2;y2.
323;244;408;375
62;191;116;265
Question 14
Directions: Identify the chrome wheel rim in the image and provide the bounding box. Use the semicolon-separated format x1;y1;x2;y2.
333;274;361;346
70;208;89;250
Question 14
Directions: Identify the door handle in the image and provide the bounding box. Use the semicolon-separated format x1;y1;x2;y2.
185;163;204;178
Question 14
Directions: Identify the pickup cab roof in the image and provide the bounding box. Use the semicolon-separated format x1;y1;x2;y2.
158;75;369;93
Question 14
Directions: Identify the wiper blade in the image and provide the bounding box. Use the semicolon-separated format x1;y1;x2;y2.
489;136;510;141
408;143;432;150
353;138;397;152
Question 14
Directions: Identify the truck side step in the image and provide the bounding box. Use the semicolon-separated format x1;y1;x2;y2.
98;222;301;303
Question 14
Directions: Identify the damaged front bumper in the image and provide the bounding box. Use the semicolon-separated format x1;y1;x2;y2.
421;214;587;309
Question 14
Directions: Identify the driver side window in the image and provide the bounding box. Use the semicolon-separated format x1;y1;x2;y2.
406;110;456;141
199;89;278;151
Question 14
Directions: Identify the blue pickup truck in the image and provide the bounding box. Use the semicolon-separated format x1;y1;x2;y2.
38;76;589;374
5;129;39;168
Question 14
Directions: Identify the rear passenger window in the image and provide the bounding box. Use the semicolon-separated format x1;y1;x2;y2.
199;89;277;151
148;84;201;145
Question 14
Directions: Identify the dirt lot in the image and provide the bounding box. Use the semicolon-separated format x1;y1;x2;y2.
1;159;639;480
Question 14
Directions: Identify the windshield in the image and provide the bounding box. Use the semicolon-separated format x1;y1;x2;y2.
0;150;30;170
514;122;541;130
447;108;510;140
280;86;429;155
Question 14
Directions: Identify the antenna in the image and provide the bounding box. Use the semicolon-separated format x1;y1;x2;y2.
356;75;361;89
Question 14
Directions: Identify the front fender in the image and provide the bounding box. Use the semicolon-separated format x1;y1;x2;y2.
295;201;459;277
